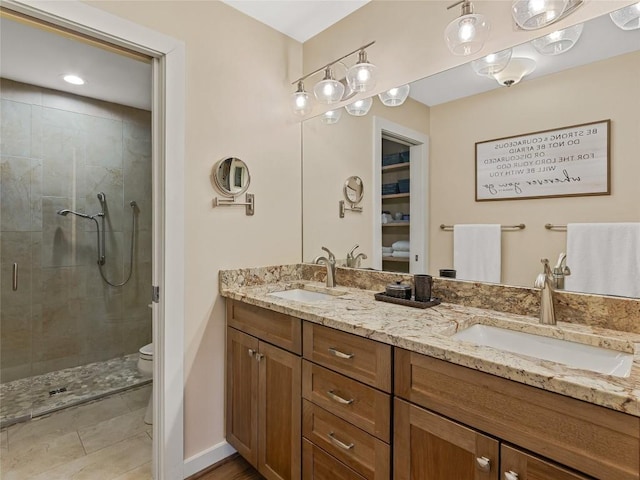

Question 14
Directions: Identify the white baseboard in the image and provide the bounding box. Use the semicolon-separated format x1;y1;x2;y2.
183;441;237;478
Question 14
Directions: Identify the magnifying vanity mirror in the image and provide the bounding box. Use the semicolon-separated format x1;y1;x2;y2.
302;12;640;297
344;176;364;206
212;157;251;197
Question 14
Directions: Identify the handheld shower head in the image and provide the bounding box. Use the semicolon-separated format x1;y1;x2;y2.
57;209;71;216
57;209;92;220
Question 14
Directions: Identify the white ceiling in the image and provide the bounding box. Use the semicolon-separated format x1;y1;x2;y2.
220;0;370;42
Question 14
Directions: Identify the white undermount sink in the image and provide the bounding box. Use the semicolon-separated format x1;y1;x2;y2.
452;324;633;378
268;286;345;303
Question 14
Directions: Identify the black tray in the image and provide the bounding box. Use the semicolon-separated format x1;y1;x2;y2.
374;292;441;309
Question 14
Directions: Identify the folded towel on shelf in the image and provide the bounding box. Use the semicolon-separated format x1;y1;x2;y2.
392;250;411;258
382;246;393;254
391;240;410;252
453;224;501;283
564;222;640;298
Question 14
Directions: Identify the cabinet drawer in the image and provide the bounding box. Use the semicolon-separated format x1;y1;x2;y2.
395;348;640;480
227;299;301;354
501;444;593;480
302;322;391;392
302;439;366;480
302;360;390;442
302;400;389;480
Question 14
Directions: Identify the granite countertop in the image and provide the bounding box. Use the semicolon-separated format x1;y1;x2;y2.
220;279;640;417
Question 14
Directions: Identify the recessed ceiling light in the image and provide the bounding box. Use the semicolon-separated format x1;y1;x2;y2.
63;74;85;85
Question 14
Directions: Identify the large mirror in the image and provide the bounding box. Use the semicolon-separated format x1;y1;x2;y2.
302;12;640;297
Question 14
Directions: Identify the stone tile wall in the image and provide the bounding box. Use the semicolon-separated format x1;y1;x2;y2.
1;79;152;383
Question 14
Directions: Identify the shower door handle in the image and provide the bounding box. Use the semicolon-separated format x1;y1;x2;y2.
12;263;18;291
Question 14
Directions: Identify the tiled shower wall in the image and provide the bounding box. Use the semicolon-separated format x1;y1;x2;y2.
0;79;152;383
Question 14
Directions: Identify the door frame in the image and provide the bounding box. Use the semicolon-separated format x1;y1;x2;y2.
2;1;186;479
373;117;429;274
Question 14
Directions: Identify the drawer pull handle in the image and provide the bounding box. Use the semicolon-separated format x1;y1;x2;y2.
327;390;354;405
476;457;491;472
328;432;354;450
504;472;519;480
328;347;354;359
12;263;18;291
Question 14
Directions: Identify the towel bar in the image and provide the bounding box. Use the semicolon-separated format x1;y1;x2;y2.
545;224;567;231
440;224;525;231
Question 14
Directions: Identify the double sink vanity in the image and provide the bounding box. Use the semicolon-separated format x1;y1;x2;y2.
220;263;640;480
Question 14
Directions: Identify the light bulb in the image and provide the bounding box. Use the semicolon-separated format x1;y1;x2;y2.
346;50;377;93
63;74;85;85
313;67;345;104
291;81;311;116
458;18;476;42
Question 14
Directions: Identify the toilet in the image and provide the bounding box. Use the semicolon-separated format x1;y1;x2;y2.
137;343;153;425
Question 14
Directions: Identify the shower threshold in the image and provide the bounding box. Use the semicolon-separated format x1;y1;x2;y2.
0;353;150;428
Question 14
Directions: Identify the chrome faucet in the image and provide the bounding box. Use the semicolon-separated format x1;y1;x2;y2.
346;244;368;268
534;258;556;325
314;247;336;287
552;252;571;289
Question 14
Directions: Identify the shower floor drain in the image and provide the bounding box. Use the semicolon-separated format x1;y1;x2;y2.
49;387;68;396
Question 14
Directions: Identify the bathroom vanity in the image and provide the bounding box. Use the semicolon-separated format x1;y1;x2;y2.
220;264;640;480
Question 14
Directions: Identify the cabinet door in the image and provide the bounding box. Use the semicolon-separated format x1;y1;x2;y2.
226;327;259;466
501;445;593;480
394;398;499;480
258;341;301;480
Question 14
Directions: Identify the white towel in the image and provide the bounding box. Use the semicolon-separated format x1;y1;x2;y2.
564;223;640;298
392;240;410;252
381;246;393;254
453;224;501;283
392;250;410;258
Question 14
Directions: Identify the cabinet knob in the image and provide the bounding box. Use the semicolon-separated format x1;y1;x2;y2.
504;471;519;480
255;353;265;362
328;347;354;359
326;390;354;405
327;432;354;450
476;456;491;472
248;348;255;358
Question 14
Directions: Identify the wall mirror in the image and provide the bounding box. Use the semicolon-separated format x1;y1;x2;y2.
212;157;251;197
302;12;640;297
344;176;364;206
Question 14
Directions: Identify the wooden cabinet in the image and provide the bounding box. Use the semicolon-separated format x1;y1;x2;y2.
500;445;592;480
302;439;365;480
302;321;392;480
226;300;301;480
394;398;499;480
395;347;640;480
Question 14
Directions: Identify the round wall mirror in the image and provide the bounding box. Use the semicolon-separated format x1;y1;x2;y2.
343;176;364;206
212;157;251;197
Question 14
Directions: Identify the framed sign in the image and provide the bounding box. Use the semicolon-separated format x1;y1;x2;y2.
475;120;610;201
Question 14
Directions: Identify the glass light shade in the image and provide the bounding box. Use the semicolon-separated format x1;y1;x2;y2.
346;50;377;93
512;0;568;30
492;58;536;87
444;13;490;56
344;97;373;116
291;82;311;116
610;2;640;30
321;109;342;125
378;84;410;106
471;48;513;76
531;23;583;55
313;67;345;104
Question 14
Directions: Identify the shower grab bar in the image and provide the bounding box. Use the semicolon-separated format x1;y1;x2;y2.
12;263;18;291
440;223;525;231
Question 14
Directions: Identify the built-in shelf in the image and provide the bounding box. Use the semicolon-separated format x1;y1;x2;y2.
382;221;410;227
382;193;410;200
382;162;410;172
382;256;410;263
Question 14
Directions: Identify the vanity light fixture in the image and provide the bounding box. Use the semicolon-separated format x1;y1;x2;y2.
345;97;373;116
291;81;311;116
512;0;583;30
291;41;376;114
62;74;85;85
610;2;640;31
346;49;377;93
471;48;512;76
492;58;536;87
313;66;345;104
531;23;583;55
378;84;411;106
321;109;342;125
444;0;490;56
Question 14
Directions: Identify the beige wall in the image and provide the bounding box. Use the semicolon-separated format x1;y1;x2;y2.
429;51;640;287
87;0;302;459
302;1;633;118
303;97;429;265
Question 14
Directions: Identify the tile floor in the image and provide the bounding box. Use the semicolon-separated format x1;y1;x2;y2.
0;384;152;480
